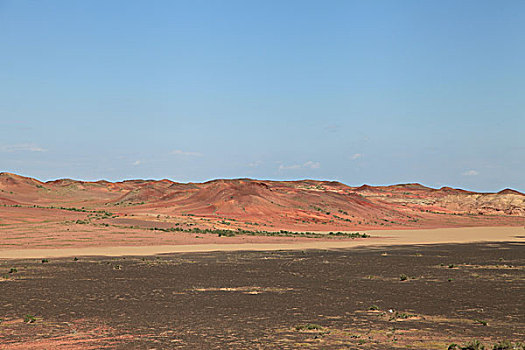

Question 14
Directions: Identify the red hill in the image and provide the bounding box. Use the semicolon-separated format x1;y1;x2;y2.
0;174;523;231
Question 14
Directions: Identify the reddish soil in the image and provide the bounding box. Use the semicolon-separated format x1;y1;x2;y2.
1;173;523;349
0;172;523;250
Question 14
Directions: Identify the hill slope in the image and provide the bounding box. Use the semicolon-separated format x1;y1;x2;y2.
0;173;523;231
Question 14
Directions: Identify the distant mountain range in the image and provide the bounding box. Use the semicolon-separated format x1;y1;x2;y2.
1;172;523;231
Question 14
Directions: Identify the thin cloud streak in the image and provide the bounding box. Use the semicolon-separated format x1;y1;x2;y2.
462;170;479;176
0;143;47;152
171;149;203;157
279;161;320;171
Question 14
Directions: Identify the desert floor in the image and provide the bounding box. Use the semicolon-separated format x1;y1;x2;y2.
0;226;523;259
0;241;523;349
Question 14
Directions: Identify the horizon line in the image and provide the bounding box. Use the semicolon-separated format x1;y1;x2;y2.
1;171;521;195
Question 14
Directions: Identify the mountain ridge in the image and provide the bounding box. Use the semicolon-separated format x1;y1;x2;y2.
1;172;523;232
1;172;521;195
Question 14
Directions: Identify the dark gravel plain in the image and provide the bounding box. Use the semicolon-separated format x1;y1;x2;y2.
0;242;524;349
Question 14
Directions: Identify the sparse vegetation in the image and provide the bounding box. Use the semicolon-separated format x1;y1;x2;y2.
23;314;36;323
217;231;235;237
295;323;323;331
450;340;524;350
328;231;369;238
492;340;524;350
145;226;371;239
399;274;408;281
462;340;485;350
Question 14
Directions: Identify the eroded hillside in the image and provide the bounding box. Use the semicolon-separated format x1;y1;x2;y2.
1;172;523;233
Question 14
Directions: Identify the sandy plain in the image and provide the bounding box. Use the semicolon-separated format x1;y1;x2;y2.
1;226;523;259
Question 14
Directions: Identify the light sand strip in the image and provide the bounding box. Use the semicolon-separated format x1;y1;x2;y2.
0;226;523;259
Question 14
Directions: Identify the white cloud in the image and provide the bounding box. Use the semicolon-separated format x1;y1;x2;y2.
0;143;47;152
279;164;301;171
462;170;479;176
279;161;320;171
171;149;203;157
303;161;320;169
248;160;262;167
350;153;362;160
132;160;141;166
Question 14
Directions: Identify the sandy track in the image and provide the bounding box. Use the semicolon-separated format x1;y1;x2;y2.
0;226;523;259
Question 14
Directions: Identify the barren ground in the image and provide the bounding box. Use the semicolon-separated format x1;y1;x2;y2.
0;242;523;349
1;174;524;348
0;226;523;259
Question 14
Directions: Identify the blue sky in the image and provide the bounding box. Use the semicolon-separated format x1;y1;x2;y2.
1;0;524;192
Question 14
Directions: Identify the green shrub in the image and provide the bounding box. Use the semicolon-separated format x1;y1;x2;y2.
24;314;36;323
474;319;487;326
462;340;485;350
493;341;512;350
492;341;524;350
295;323;323;331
